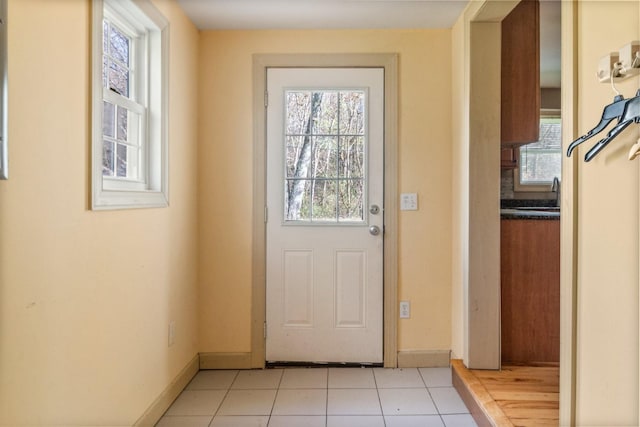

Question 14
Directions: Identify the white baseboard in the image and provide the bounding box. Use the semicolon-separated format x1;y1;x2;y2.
133;353;199;426
397;350;451;368
199;352;253;369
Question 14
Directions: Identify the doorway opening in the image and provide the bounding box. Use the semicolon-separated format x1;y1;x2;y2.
461;0;577;425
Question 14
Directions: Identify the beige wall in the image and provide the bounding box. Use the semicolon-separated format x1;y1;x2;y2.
0;0;200;424
574;1;639;424
198;29;453;354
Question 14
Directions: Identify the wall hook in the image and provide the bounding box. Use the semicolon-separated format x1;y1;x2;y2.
610;62;625;96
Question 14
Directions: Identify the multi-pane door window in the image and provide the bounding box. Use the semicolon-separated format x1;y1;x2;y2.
101;17;144;184
284;90;367;223
92;0;168;210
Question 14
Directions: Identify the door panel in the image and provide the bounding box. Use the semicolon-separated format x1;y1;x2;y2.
335;250;366;328
283;249;314;327
266;68;384;363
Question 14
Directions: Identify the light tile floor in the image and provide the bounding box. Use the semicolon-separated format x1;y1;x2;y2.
156;367;477;427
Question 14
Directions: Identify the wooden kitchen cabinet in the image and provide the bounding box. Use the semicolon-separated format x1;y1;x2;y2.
501;218;560;364
501;146;519;169
501;0;540;145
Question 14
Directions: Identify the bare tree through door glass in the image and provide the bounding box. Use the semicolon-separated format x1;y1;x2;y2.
284;89;366;223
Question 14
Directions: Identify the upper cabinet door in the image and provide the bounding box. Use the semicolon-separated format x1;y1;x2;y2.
501;0;540;145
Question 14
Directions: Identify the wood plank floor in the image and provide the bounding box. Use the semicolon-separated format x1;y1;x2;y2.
452;360;559;427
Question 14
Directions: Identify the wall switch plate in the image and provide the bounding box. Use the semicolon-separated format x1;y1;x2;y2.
400;193;418;211
400;301;410;319
168;321;176;347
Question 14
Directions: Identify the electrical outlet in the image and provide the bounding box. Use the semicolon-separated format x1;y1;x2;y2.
400;301;410;319
168;321;176;347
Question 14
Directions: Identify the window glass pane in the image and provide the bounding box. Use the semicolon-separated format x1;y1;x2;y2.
116;143;127;177
108;61;129;97
312;137;338;178
285;178;312;221
103;101;115;138
520;150;561;183
311;92;338;135
102;140;114;177
102;56;108;89
286;91;312;135
109;24;129;66
519;117;562;184
286;136;311;178
339;179;364;221
339;91;365;135
339;136;364;178
312;179;337;221
117;106;128;142
115;143;139;180
103;20;109;54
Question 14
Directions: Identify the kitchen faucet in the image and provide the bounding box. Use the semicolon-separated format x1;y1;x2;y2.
551;177;560;207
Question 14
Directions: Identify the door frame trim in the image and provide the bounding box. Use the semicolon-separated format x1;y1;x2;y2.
251;53;399;368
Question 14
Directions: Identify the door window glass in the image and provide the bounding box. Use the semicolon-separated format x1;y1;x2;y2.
284;90;366;223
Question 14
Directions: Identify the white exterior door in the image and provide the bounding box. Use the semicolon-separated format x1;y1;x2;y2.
266;68;384;363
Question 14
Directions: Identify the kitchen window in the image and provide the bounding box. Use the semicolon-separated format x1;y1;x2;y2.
514;110;562;191
91;0;168;210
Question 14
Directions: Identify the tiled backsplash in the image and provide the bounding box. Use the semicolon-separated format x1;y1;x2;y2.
501;169;515;199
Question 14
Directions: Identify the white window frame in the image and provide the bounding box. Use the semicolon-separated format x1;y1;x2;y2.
92;0;169;210
514;109;562;192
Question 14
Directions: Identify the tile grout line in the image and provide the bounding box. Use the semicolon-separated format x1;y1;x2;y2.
371;367;388;426
267;369;285;425
420;368;448;427
325;368;329;427
419;367;443;419
207;370;239;427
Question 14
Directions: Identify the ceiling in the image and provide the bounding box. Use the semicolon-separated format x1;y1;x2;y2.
176;0;561;88
175;0;471;30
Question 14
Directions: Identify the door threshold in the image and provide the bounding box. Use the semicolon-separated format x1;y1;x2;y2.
266;361;383;369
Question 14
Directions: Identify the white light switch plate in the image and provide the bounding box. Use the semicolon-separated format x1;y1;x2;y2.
400;193;418;211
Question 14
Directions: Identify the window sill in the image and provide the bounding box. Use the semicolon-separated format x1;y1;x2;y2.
92;189;168;210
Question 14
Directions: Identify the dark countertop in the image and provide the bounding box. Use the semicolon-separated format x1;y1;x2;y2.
500;208;560;220
500;198;560;220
